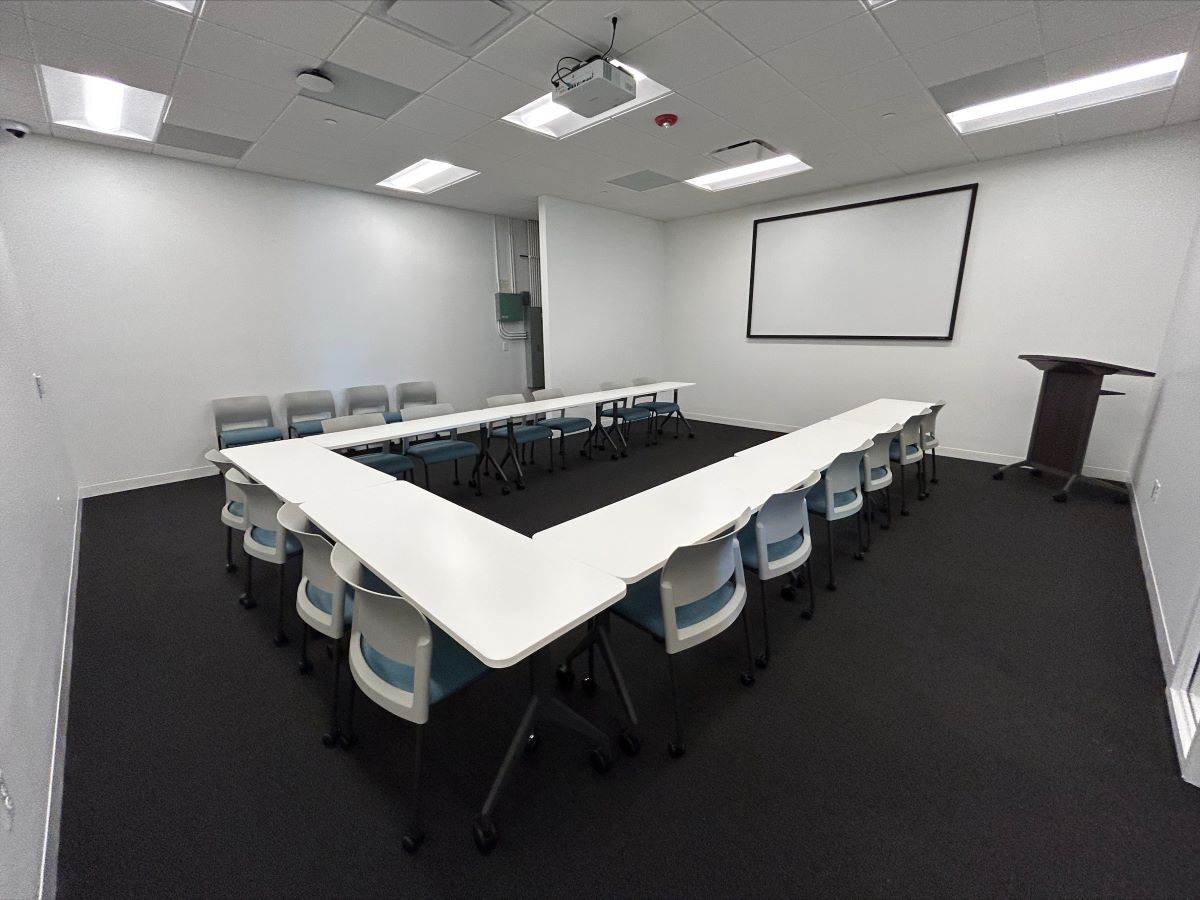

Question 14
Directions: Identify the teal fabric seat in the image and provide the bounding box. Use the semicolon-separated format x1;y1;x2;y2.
889;439;920;461
634;400;679;414
601;406;652;422
361;625;488;704
540;415;591;434
225;500;244;517
291;420;326;437
808;487;859;515
383;411;405;424
357;452;414;476
736;520;806;571
613;571;737;638
306;582;355;626
870;465;889;480
249;525;301;555
221;425;282;447
492;423;553;444
406;439;478;465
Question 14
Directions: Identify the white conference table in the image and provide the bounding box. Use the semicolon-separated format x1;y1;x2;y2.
733;418;878;471
834;398;938;433
222;438;396;504
300;479;628;848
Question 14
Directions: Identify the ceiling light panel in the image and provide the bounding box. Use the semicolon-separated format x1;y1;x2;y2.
948;53;1187;134
685;154;812;191
377;159;479;194
153;0;199;11
503;61;671;139
41;66;168;142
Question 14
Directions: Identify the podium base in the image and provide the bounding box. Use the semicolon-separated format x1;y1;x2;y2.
992;461;1129;504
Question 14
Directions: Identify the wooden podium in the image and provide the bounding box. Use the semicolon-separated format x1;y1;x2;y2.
993;355;1154;502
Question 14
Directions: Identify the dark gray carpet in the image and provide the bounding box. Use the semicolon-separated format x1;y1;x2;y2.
58;421;1200;898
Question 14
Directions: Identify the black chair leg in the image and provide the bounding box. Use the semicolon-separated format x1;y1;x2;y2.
865;495;873;551
273;562;289;646
239;554;256;608
931;448;939;484
340;680;358;749
825;517;837;590
666;654;685;758
756;578;769;669
322;640;343;748
739;609;756;685
402;724;426;853
298;624;313;674
884;481;892;529
854;510;865;560
453;459;460;486
225;527;237;572
803;560;816;620
900;464;909;516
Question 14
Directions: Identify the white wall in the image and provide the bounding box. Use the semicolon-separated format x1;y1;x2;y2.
0;137;525;494
538;196;666;393
0;220;78;899
662;124;1200;479
1134;211;1200;668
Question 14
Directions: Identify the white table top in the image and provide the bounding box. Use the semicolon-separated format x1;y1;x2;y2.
300;481;627;668
222;439;396;504
305;382;695;451
734;418;877;471
833;398;939;433
534;457;815;584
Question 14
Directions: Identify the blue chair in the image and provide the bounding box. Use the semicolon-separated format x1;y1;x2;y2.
486;393;554;483
205;448;246;574
808;444;870;591
611;510;756;757
737;477;819;668
283;389;335;437
212;395;282;448
889;413;926;514
920;401;946;489
321;413;414;479
345;384;390;416
532;387;593;467
334;543;488;853
860;426;898;549
598;381;654;455
401;403;482;495
632;376;694;440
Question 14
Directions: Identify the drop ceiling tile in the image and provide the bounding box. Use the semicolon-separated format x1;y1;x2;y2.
1055;89;1173;144
961;115;1060;160
515;140;631;180
1167;75;1200;123
1036;1;1200;53
200;1;361;58
704;0;861;55
337;0;372;11
873;1;1032;53
0;54;39;97
164;96;278;141
814;146;906;187
22;0;191;59
256;94;383;158
172;65;294;120
386;94;492;140
29;18;179;93
0;86;48;125
442;137;520;170
907;12;1043;87
725;91;852;158
153;144;240;168
927;55;1048;112
833;90;947;137
803;56;926;114
515;0;549;10
565;120;712;178
329;16;465;92
427;60;542;116
1044;13;1200;82
473;15;593;89
456;118;554;157
537;1;697;55
185;21;323;94
681;59;796;121
0;10;34;59
157;122;253;158
621;14;753;88
354;117;449;172
764;13;899;90
620;94;751;155
868;120;976;173
51;123;153;152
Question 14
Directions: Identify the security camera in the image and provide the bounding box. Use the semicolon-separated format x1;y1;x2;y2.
1;120;31;139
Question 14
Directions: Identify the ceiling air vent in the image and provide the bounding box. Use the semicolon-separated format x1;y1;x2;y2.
706;139;781;167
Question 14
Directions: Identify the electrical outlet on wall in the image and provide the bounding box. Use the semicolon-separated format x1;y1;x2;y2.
1151;479;1162;503
502;341;509;352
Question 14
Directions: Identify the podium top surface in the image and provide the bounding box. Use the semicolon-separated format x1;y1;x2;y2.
1018;355;1155;377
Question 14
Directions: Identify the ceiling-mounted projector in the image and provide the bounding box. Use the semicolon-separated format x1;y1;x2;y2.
553;59;635;118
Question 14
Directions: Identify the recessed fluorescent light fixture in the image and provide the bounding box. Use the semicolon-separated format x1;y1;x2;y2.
503;60;671;139
861;0;899;9
152;0;199;11
40;66;168;141
377;158;479;194
948;52;1187;134
685;154;811;191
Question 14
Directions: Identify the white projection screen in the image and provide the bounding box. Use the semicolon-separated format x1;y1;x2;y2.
747;184;978;340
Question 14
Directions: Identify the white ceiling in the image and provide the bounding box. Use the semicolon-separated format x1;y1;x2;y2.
2;0;1199;221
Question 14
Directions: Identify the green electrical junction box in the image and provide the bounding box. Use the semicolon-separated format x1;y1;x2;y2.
495;291;528;324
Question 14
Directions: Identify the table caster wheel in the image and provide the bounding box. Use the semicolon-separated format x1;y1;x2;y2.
516;482;526;491
273;631;290;647
225;562;238;573
581;675;597;696
992;470;1004;480
755;655;768;669
238;594;257;610
555;664;575;690
522;731;540;758
501;487;510;496
611;453;619;461
618;729;641;756
668;741;686;759
298;658;313;675
800;609;813;621
688;433;695;439
473;816;498;854
620;451;628;458
321;730;340;749
402;830;425;854
589;746;613;773
337;732;357;750
740;671;755;686
1053;491;1068;503
781;585;797;601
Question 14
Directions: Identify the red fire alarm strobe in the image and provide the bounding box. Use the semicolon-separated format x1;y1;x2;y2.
654;113;678;128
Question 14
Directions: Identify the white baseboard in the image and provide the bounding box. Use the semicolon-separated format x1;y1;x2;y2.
78;465;214;498
1131;486;1173;674
688;412;796;433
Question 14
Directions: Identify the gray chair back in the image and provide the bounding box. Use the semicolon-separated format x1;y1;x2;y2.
284;390;335;432
213;395;274;441
322;413;386;434
397;381;437;408
345;385;389;415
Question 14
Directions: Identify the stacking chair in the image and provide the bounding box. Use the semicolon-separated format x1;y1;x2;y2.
345;385;390;417
334;543;488;853
632;376;694;440
860;427;898;549
531;387;593;467
611;510;756;757
321;414;413;479
212;395;282;449
920;401;946;489
283;390;336;437
397;381;437;410
485;393;554;482
205;448;245;573
737;479;818;669
226;469;300;646
597;381;654;456
277;503;357;747
401;403;481;494
807;443;869;591
890;414;926;513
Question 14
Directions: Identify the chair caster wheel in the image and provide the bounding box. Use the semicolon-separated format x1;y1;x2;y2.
611;454;620;461
740;672;755;686
780;585;797;601
931;478;939;484
688;433;695;439
501;487;510;496
826;582;837;591
516;482;526;491
522;731;540;758
620;451;628;458
298;658;313;675
581;675;597;696
755;655;768;669
992;471;1004;480
401;831;425;854
880;523;890;530
579;449;588;457
901;509;910;517
225;562;238;573
668;741;686;759
338;732;357;750
472;816;498;854
238;594;256;610
618;729;641;756
589;745;613;773
800;609;813;621
555;664;575;689
1053;492;1068;503
321;730;340;749
854;552;865;561
326;642;335;659
273;631;290;647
